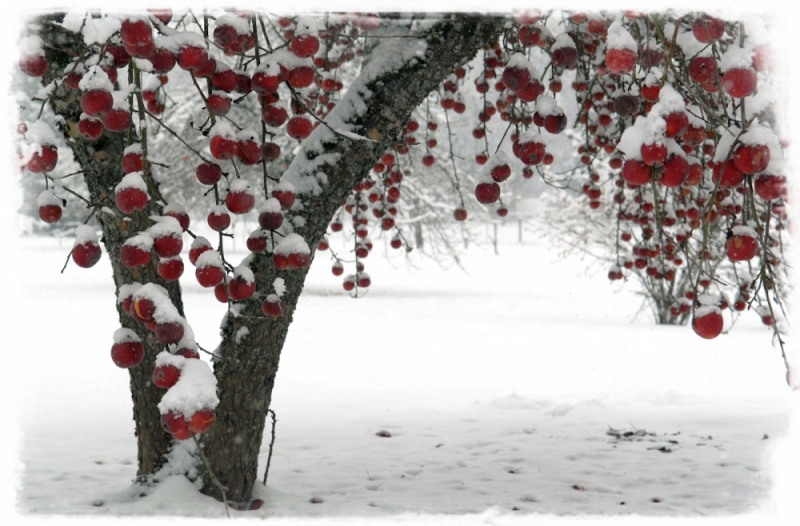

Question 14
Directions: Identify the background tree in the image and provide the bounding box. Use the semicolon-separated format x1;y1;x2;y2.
15;8;794;509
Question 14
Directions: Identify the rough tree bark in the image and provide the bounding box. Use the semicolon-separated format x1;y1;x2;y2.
38;13;178;481
35;11;505;505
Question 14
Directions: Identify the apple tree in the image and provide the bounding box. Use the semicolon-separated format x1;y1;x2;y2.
16;8;795;507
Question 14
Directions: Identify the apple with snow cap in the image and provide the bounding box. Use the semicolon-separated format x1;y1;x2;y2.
195;251;225;288
111;329;144;368
72;226;102;268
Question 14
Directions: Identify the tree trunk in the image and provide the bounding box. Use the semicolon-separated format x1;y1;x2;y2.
199;14;505;505
39;14;181;480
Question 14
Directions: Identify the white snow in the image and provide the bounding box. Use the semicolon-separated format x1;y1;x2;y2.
227;178;252;194
163;202;186;215
117;282;143;306
123;232;153;251
157;358;219;416
236;128;259;143
195;250;223;270
617;115;667;158
551;33;576;51
190;236;212;250
294;16;322;36
132;282;181;324
147;216;182;238
274;232;310;255
720;46;754;73
112;328;141;344
24;120;58;147
606;19;636;51
261;197;282;213
115;171;148;194
59;9;87;33
12;231;800;521
273;277;286;297
732;225;758;238
214;13;251;35
209;121;236;140
36;191;61;207
535;95;563;117
78;65;113;92
18;35;44;56
123;143;142;156
155;351;187;370
650;84;686;117
505;53;537;77
232;264;255;285
74;224;99;244
82;16;122;46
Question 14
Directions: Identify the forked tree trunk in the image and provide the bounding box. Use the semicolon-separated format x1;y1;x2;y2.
36;11;505;505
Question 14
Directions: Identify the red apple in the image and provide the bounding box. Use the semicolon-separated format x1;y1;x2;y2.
189;239;212;265
120;19;155;58
177;45;209;71
660;155;689;187
186;408;216;434
115;187;148;214
157;256;184;281
111;341;144;368
196;264;224;288
27;145;58;173
161;411;191;440
38;203;62;223
196;162;222;186
288;66;314;88
692;15;725;43
721;68;757;99
81;89;113;117
225;189;255;215
286;116;313;140
475;182;501;204
20;54;48;77
688;56;716;85
605;48;637;75
692;309;724;339
208;209;231;231
154;321;185;345
261;103;289;127
78;117;104;140
120;243;151;269
725;230;759;261
227;275;256;301
210;136;236;160
206;94;231;116
754;174;786;201
622;159;651;186
261;297;284;317
733;143;770;174
640;142;667;166
290;35;319;58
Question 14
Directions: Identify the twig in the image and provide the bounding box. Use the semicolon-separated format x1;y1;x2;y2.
191;433;230;518
262;409;277;485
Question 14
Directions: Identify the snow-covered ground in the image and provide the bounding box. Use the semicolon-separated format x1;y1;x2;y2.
6;225;799;525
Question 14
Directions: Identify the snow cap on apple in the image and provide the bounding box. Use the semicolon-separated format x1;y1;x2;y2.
157;357;219;417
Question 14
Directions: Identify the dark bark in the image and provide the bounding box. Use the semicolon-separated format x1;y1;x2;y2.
198;13;505;504
38;13;180;481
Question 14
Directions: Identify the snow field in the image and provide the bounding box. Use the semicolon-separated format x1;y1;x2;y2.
8;227;798;525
